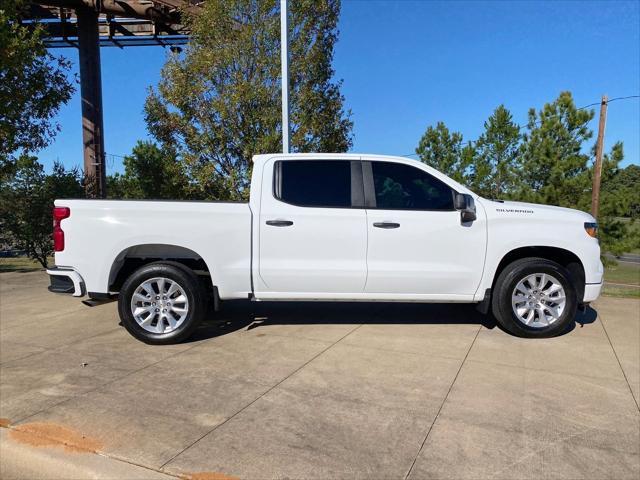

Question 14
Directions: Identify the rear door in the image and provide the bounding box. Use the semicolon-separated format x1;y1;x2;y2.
257;158;368;294
363;160;486;298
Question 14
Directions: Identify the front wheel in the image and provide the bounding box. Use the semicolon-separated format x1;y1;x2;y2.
118;262;206;344
491;257;578;338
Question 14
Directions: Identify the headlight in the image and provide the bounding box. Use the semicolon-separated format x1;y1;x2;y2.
584;222;598;238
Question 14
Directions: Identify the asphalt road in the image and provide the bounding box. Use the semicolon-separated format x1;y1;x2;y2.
1;271;639;479
606;253;640;265
619;254;640;264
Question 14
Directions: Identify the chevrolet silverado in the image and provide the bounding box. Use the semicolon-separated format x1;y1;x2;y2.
47;153;603;343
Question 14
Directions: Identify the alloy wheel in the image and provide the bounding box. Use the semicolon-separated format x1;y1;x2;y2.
130;277;189;334
511;273;566;328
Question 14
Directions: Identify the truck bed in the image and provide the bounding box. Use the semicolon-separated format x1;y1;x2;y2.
53;199;253;298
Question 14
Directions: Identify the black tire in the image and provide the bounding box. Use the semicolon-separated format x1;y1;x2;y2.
118;262;206;344
491;257;578;338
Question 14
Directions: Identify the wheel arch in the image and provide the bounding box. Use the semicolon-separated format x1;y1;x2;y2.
491;246;586;301
108;244;212;293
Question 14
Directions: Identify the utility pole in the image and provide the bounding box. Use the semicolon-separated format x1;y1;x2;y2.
77;6;106;198
591;95;608;220
280;0;290;153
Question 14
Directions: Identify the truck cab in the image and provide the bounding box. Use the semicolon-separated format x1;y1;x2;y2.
252;154;486;301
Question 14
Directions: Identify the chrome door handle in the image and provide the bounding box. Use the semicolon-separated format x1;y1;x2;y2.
373;222;400;229
266;220;294;227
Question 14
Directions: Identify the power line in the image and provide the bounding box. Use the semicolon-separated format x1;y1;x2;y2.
104;152;128;169
607;95;640;103
401;94;639;159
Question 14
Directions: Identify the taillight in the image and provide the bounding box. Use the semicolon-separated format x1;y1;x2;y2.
53;207;70;252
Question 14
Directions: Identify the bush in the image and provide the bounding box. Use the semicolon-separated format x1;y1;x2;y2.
0;155;84;268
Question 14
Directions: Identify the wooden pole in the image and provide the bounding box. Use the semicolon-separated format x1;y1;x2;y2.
591;95;608;220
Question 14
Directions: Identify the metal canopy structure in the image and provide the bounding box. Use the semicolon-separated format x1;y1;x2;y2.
21;1;292;196
21;1;204;197
24;1;199;48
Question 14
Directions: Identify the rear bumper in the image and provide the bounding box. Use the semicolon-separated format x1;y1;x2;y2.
583;282;603;303
47;268;85;297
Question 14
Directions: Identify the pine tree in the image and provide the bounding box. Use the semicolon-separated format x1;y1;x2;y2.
591;142;637;258
413;91;635;258
415;122;473;184
518;91;593;207
472;105;521;199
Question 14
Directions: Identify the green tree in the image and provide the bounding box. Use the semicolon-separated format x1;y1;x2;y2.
518;91;593;207
415;121;473;184
604;163;640;219
0;156;83;268
107;141;188;199
472;105;522;199
145;0;352;201
46;161;86;200
0;1;74;177
591;143;637;259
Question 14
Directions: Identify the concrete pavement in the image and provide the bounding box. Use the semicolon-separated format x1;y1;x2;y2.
1;270;638;479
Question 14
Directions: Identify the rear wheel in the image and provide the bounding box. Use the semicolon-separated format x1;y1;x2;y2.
491;257;577;338
118;262;206;344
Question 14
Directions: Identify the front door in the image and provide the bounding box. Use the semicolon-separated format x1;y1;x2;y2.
258;159;368;294
363;160;487;298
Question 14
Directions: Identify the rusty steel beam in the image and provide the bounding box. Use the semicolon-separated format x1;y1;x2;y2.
45;35;188;47
26;1;200;43
77;6;106;197
35;1;181;23
143;0;204;16
39;19;188;37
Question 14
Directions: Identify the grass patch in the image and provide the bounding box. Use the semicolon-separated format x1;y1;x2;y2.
602;284;640;299
604;261;640;286
0;257;50;273
603;256;639;298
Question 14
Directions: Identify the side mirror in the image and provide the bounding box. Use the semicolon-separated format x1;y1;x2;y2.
454;193;476;223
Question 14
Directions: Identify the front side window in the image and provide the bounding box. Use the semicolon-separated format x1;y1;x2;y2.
275;160;352;208
371;162;454;210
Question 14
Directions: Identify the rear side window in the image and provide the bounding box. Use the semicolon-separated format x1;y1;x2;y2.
371;162;454;210
275;160;352;208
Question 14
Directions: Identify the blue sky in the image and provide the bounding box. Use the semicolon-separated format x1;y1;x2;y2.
39;0;640;173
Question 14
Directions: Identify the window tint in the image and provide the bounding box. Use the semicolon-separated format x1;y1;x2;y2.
276;160;352;207
371;162;454;210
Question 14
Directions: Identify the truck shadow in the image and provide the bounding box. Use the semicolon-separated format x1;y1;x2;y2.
188;301;599;342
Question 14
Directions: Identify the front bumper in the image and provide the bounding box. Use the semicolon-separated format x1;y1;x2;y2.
47;268;85;297
583;282;603;303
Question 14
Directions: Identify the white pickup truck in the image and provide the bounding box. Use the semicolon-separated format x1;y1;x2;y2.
48;153;603;343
